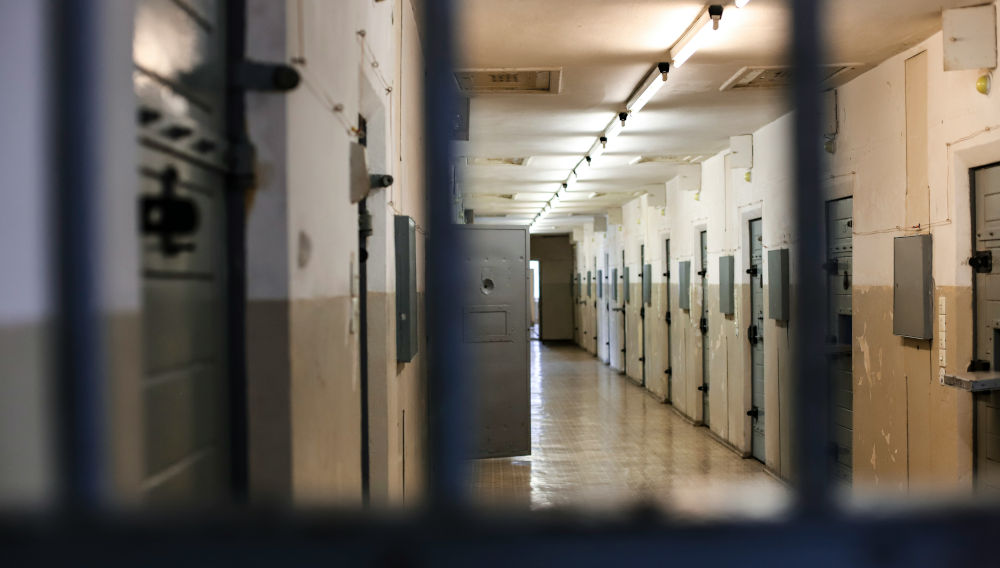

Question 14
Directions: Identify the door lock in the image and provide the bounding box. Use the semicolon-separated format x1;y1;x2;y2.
970;250;993;274
141;166;199;257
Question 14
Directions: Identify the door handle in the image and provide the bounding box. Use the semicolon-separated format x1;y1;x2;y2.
141;166;199;256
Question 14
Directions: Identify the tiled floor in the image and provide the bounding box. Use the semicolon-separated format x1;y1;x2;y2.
471;341;789;518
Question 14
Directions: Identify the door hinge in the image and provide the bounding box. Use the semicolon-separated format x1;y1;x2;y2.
639;357;645;362
665;311;671;325
665;367;672;375
746;265;759;277
700;317;708;334
697;268;707;277
747;407;759;419
697;384;708;392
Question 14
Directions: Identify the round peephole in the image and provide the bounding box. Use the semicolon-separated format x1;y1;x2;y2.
481;278;495;295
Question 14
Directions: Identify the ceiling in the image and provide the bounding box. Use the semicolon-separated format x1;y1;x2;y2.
454;0;976;234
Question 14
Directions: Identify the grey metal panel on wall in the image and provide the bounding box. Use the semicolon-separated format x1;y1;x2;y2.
597;270;603;298
460;225;530;459
611;268;618;301
395;216;418;362
768;249;790;321
719;255;735;315
893;234;933;340
624;267;631;304
679;261;691;310
587;270;592;298
643;264;652;305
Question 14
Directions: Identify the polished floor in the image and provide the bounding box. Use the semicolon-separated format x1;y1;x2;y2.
471;341;789;518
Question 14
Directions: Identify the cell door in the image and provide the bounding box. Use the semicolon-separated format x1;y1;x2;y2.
972;164;1000;490
699;231;710;426
640;244;647;386
461;226;530;459
134;0;232;502
621;250;627;369
665;239;673;402
748;219;765;462
826;197;854;484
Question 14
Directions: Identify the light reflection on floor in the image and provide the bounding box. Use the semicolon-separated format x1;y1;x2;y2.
470;341;790;519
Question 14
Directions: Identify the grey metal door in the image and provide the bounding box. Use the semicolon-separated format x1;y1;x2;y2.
748;219;765;462
135;0;231;502
640;245;647;386
462;226;530;458
973;164;1000;489
699;231;710;425
665;239;672;402
826;197;854;484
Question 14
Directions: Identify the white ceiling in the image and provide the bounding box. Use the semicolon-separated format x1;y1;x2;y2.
455;0;976;233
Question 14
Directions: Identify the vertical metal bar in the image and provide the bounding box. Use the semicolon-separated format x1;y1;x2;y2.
50;0;106;509
422;0;469;509
790;0;832;514
225;0;250;502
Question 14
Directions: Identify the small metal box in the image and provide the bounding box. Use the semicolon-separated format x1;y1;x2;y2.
719;255;735;315
893;234;933;339
679;261;691;310
394;215;418;362
643;263;652;305
768;248;789;321
624;267;631;304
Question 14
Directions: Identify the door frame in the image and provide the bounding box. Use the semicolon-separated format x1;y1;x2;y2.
738;205;762;453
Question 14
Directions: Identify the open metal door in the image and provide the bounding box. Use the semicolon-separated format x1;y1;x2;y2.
462;226;530;459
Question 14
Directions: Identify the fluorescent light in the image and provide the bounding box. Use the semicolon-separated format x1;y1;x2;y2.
627;63;670;113
670;5;724;69
605;117;624;140
735;0;750;7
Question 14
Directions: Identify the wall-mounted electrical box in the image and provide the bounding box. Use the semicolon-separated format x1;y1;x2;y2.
395;215;418;362
679;261;691;310
643;263;652;305
943;4;997;71
587;270;592;297
893;234;933;340
719;255;735;315
612;268;618;301
597;270;603;298
624;267;631;304
768;248;789;321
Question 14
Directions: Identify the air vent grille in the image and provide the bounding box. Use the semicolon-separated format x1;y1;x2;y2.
455;68;562;95
720;65;861;91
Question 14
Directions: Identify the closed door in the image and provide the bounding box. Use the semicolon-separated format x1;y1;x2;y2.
640;244;647;386
973;164;1000;490
665;239;672;402
827;197;854;484
461;226;530;458
748;219;765;462
135;0;232;502
700;231;710;426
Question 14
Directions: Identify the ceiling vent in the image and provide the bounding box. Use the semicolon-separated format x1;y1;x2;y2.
465;156;533;167
455;68;562;95
720;65;861;91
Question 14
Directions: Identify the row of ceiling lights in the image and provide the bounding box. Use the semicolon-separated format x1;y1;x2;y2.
530;0;750;230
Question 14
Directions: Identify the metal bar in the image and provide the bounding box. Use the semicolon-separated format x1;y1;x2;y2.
224;0;250;504
422;0;470;509
790;0;832;513
50;0;107;510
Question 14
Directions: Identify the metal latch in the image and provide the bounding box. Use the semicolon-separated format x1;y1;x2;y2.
970;250;993;274
141;166;198;257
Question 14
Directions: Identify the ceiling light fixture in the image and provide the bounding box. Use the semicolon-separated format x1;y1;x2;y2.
626;62;670;114
670;5;724;69
735;0;751;7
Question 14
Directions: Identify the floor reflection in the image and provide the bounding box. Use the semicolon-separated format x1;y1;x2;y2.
471;342;789;518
